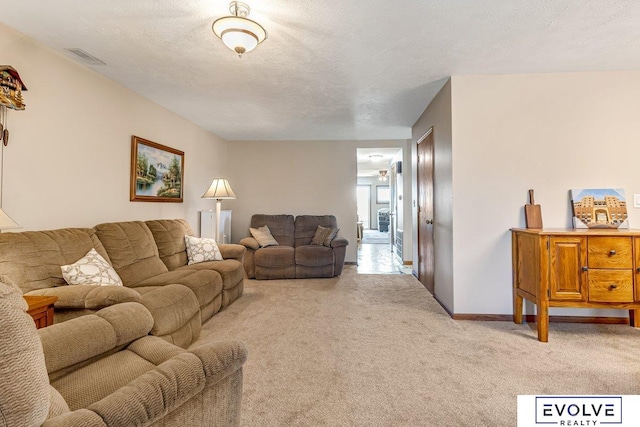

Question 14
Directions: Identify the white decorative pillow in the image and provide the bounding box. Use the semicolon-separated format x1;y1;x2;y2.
185;235;223;265
249;225;279;247
61;248;123;286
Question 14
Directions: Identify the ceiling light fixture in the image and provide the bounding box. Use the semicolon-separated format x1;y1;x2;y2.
368;154;383;161
212;1;267;58
379;170;388;182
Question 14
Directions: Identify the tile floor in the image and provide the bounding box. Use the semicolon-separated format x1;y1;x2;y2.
356;230;412;275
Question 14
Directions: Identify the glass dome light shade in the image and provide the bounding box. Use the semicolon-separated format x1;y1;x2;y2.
212;16;267;56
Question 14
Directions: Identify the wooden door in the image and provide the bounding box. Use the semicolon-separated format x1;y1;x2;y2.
389;161;397;255
417;128;435;293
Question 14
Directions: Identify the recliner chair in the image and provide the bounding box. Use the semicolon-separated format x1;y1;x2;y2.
0;276;247;427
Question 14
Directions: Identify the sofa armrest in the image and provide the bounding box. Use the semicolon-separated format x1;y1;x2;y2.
25;285;140;310
191;339;249;386
43;409;107;426
39;302;153;374
331;236;349;248
218;243;247;261
67;342;245;426
239;236;260;250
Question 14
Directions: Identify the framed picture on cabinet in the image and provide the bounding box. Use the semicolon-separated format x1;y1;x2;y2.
571;188;629;228
130;136;184;202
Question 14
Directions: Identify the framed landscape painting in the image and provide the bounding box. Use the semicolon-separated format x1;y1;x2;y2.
571;188;629;228
130;136;184;202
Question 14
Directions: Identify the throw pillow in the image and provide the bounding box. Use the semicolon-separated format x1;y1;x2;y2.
249;225;279;247
185;235;223;265
61;248;123;286
311;226;339;247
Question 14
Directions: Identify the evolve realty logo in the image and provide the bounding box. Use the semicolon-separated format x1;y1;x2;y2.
535;396;621;426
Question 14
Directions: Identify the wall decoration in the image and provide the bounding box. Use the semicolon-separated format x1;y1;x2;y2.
571;188;628;228
376;185;390;204
130;136;184;202
0;65;28;146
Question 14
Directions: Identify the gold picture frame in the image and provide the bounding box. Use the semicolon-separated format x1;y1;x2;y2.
130;136;184;203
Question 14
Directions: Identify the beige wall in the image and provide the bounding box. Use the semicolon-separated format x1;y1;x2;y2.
411;79;454;311
227;139;411;263
1;23;228;232
451;72;640;317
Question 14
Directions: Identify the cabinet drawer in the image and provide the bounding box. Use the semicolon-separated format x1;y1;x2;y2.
588;270;633;302
588;237;632;269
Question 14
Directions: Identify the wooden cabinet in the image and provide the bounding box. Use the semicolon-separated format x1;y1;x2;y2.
511;228;640;342
24;295;57;329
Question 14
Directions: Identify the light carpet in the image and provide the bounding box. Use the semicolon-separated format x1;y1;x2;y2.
192;266;640;426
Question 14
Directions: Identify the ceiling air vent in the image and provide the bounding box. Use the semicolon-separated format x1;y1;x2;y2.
65;48;106;66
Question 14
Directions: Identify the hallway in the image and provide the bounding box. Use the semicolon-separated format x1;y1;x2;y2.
356;230;411;274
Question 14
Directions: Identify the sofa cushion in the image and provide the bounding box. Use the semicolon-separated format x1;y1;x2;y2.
134;269;222;309
94;221;169;286
0;228;111;293
250;214;295;247
180;259;244;290
133;285;200;338
294;215;339;247
145;219;194;271
61;248;123;287
295;245;335;267
254;246;295;268
249;225;279;248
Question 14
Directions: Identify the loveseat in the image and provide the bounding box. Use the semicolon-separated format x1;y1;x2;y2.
0;218;246;348
239;214;348;279
0;277;247;426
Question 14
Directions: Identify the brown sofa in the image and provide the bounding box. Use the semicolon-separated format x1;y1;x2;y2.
239;214;348;280
0;218;246;348
0;277;246;426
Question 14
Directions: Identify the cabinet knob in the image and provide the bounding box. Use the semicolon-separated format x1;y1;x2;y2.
581;266;588;272
609;250;617;256
609;284;618;290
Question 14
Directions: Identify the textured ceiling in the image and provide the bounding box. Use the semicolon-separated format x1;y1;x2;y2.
2;0;640;141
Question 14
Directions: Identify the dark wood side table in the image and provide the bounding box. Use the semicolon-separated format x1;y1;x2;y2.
24;295;58;329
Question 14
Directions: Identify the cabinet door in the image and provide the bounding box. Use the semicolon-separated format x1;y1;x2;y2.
549;236;588;301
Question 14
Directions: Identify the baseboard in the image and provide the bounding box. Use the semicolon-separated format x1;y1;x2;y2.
344;261;357;265
403;261;412;266
451;313;630;325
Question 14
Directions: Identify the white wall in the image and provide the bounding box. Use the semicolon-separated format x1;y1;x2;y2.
0;23;228;232
451;72;640;317
227;139;411;263
411;79;454;311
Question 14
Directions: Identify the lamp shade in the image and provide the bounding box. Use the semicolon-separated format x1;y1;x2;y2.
212;2;267;57
212;16;266;56
0;208;20;230
201;178;237;200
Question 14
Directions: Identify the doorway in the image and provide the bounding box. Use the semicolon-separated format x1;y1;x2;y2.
356;147;409;274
